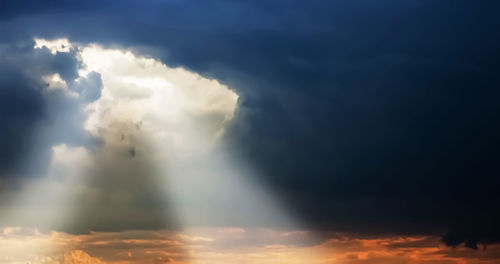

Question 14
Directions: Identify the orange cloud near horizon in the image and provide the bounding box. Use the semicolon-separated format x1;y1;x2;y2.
1;227;500;264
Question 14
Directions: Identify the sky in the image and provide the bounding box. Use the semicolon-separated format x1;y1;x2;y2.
0;0;500;263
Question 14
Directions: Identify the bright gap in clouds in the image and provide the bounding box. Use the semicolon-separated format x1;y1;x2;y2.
0;38;315;263
78;43;239;156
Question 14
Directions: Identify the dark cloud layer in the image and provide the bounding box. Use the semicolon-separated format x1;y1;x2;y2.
1;0;500;249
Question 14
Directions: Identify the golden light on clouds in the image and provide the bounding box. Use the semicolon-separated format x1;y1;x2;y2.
1;227;499;264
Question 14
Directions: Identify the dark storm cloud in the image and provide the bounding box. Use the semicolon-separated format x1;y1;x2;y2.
1;0;500;248
0;40;55;176
0;59;45;176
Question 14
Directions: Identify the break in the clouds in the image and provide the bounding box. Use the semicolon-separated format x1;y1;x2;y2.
1;0;500;254
1;37;295;240
79;43;238;155
1;38;249;234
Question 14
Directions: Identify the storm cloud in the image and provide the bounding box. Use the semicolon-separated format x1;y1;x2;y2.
1;0;500;250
